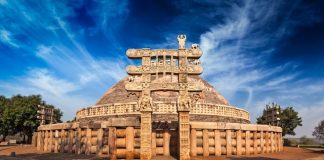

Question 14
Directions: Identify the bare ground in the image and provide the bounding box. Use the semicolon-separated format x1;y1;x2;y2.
0;146;323;160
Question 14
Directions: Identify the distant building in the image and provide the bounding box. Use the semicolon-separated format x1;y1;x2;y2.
37;105;56;125
263;103;281;126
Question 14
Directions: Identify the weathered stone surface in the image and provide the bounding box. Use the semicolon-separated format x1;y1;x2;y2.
95;76;229;106
77;114;250;125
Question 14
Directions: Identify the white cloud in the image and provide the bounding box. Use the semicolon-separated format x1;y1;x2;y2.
36;45;53;58
0;68;93;121
0;30;19;48
199;0;324;137
26;69;78;96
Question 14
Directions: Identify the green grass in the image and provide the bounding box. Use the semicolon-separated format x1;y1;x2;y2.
297;144;324;148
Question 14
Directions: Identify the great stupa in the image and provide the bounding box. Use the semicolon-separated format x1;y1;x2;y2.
34;35;282;160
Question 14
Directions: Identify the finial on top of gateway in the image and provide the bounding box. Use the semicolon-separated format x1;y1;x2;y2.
177;34;186;49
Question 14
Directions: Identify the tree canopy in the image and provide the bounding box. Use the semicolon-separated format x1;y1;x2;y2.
0;94;62;143
257;103;302;136
312;120;324;143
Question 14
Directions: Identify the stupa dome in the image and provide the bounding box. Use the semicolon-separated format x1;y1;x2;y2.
96;76;229;106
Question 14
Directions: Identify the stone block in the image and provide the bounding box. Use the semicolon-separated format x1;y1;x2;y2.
240;124;257;131
0;141;9;146
9;139;16;144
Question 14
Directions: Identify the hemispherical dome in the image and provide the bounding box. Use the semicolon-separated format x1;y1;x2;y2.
95;75;229;106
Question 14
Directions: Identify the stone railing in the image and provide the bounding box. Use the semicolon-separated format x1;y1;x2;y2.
76;102;250;121
190;122;283;156
125;82;205;91
192;103;250;120
33;118;141;159
33;120;282;158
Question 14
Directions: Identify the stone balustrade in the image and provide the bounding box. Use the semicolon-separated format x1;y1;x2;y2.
76;102;250;121
33;120;282;158
190;122;283;156
34;118;141;159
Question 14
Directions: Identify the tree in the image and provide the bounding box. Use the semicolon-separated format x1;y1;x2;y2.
299;135;314;145
0;94;63;143
280;107;302;136
257;104;302;136
0;96;12;141
312;120;324;144
10;95;41;143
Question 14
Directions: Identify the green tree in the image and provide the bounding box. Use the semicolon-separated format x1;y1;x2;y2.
299;135;314;145
0;94;63;143
280;107;302;136
0;96;14;141
10;95;41;143
257;104;302;136
312;120;324;144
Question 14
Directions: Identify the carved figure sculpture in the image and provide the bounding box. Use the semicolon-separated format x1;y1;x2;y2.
191;43;199;49
193;59;200;65
128;76;134;82
178;91;191;110
177;34;186;49
139;91;153;111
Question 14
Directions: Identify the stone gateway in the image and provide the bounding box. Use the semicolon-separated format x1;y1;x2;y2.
33;35;282;159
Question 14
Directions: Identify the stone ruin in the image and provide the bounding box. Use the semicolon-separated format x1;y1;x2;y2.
33;35;283;159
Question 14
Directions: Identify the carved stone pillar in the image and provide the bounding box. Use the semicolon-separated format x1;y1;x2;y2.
245;131;250;155
163;129;170;156
108;127;117;159
190;129;197;156
253;131;258;154
152;131;157;156
226;130;232;156
54;130;59;153
36;132;41;150
178;89;191;160
140;111;152;160
76;128;82;154
260;131;264;153
44;131;48;152
85;128;92;155
236;130;242;155
49;130;53;152
215;130;221;156
126;127;135;159
203;129;209;157
178;111;190;160
139;90;153;160
97;128;104;155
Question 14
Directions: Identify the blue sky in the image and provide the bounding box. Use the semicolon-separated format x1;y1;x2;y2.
0;0;324;137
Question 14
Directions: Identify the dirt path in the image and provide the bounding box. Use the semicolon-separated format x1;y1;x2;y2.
0;146;323;160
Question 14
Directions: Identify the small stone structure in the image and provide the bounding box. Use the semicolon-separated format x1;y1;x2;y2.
33;35;283;159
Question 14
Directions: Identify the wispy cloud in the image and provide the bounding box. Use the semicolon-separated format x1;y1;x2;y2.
199;0;324;137
0;0;128;120
0;30;19;47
